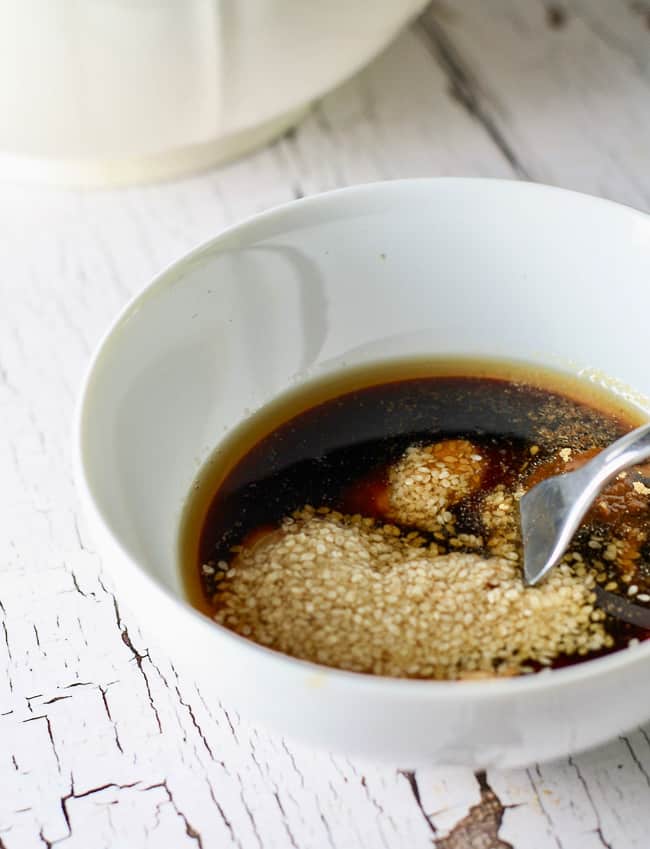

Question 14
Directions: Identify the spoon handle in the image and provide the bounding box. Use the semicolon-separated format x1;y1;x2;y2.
521;421;650;586
578;422;650;492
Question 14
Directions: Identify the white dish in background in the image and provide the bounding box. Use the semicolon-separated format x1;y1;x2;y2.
0;0;426;187
76;179;650;767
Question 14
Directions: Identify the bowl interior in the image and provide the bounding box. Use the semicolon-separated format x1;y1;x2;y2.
79;179;650;598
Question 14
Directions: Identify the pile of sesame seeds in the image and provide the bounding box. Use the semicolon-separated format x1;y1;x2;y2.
203;435;647;679
210;506;609;678
386;440;486;533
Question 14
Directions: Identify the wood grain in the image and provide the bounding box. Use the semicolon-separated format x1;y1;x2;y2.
2;2;650;846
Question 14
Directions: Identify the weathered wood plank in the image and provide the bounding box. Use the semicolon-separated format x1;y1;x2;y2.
422;0;650;210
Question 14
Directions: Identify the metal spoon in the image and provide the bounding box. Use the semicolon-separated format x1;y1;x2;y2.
521;422;650;586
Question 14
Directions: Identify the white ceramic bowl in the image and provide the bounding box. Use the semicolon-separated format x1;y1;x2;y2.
76;179;650;768
0;0;426;187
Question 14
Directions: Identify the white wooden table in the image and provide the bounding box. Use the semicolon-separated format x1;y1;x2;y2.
3;2;650;847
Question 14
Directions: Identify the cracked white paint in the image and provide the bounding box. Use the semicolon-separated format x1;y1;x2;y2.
2;2;650;847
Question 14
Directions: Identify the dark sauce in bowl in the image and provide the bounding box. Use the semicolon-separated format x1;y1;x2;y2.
180;360;650;677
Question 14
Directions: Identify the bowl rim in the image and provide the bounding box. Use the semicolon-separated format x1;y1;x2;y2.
75;176;650;699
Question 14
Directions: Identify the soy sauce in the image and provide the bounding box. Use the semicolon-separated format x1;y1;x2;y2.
180;359;650;666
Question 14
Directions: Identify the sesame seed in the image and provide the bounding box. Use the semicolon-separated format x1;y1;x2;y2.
211;499;609;680
203;422;650;681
